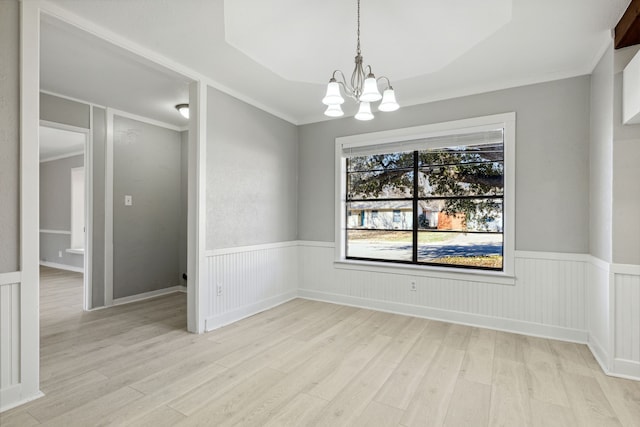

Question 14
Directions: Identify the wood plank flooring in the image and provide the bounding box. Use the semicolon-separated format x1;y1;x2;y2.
1;266;639;426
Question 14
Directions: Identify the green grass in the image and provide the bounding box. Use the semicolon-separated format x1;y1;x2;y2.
427;255;503;268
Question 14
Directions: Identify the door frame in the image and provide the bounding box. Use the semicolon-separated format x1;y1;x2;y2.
39;120;93;310
19;0;209;405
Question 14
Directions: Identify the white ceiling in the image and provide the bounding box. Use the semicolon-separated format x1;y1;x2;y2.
41;15;191;128
41;0;631;125
40;126;86;161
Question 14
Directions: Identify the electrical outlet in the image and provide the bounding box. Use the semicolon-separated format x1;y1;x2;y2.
410;280;417;291
58;250;63;258
217;284;223;296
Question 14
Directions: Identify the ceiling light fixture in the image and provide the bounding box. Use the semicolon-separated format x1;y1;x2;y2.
322;0;399;120
175;103;189;119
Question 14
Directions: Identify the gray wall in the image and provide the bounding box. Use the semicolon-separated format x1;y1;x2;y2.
92;107;106;307
298;76;591;254
40;92;90;129
612;48;640;265
0;0;20;273
206;86;298;250
39;154;84;268
590;45;614;263
113;116;182;299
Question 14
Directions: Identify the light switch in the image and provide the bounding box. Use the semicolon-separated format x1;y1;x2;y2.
124;195;133;206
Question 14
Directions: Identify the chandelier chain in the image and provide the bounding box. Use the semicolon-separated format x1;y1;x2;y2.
356;0;361;56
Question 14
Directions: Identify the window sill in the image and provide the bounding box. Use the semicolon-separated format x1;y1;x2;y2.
66;248;84;255
334;258;515;285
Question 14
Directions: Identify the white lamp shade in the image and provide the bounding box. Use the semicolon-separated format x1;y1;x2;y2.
324;104;344;117
378;88;399;112
322;81;345;105
354;102;374;121
359;77;382;102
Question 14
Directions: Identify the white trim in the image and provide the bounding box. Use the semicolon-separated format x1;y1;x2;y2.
65;248;84;255
333;259;516;286
612;358;640;380
587;334;610;375
39;229;71;235
0;388;44;413
0;272;21;287
39;119;88;133
104;108;114;306
610;263;640;275
109;107;183;132
37;0;297;125
39;89;106;110
297;289;588;344
84;105;94;311
38;118;93;310
187;81;207;333
515;250;590;262
112;286;186;306
19;0;42;405
334;113;516;279
39;150;85;163
205;291;297;332
589;255;612;272
297;240;336;248
337;113;516;149
206;241;299;257
39;261;84;274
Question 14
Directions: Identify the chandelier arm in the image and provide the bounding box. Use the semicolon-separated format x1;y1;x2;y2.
376;76;393;89
364;65;373;76
332;70;356;99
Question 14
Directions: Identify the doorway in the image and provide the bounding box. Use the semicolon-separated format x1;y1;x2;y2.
38;123;92;310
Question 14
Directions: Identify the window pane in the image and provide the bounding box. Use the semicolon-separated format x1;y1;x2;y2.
347;201;412;230
347;170;414;199
418;162;503;197
347;230;412;262
347;152;414;172
418;142;503;166
417;199;502;232
417;232;503;269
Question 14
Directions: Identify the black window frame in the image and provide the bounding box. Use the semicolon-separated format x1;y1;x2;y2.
344;143;505;272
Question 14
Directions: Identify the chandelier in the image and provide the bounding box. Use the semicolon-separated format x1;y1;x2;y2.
322;0;399;120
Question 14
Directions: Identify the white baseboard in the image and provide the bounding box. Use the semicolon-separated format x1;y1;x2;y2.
205;290;297;332
112;285;187;306
612;358;640;381
0;385;44;413
39;261;84;273
587;333;610;373
298;289;589;344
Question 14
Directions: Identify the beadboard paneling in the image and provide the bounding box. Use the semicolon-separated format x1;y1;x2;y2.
299;243;588;342
205;243;298;331
586;259;611;369
0;277;21;410
614;272;640;377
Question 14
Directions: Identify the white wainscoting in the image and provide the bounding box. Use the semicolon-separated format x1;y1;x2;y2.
0;272;28;412
586;257;611;374
299;242;589;343
204;242;299;331
612;265;640;378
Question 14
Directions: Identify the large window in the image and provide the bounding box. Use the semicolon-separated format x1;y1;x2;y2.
336;113;515;275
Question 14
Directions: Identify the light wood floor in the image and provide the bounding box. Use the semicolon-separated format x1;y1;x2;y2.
2;267;639;426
